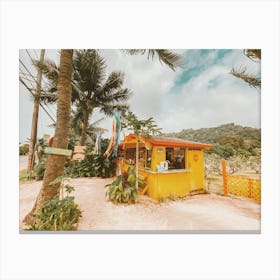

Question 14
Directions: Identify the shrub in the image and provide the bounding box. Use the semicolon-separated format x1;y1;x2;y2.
19;144;29;155
29;184;82;231
34;162;46;180
105;167;145;204
68;147;116;178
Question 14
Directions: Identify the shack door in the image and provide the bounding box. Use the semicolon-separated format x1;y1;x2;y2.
186;150;205;191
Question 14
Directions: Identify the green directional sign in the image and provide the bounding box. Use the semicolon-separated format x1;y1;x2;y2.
44;147;72;156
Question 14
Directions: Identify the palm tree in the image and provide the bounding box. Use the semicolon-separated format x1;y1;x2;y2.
24;49;74;224
34;50;131;146
123;49;182;71
27;49;45;172
69;106;107;145
230;49;261;92
24;49;182;225
73;50;131;145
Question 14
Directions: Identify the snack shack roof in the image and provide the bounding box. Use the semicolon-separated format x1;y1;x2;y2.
120;134;213;150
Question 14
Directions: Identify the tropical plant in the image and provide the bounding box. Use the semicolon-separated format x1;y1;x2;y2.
230;49;261;92
34;162;46;180
24;49;182;223
122;111;162;138
24;50;74;225
27;49;45;172
19;143;29;155
31;137;48;180
121;111;162;188
35;50;132;146
67;146;116;178
105;167;145;204
73;50;133;145
123;49;182;71
29;182;81;231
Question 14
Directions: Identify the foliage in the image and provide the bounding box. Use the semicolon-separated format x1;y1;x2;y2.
123;49;183;71
122;111;162;137
230;67;261;90
204;153;261;177
105;167;145;204
66;142;116;178
19;169;35;182
34;162;46;180
230;49;261;92
32;137;48;180
19;143;29;155
163;123;261;159
35;50;132;146
29;185;81;231
69;107;106;145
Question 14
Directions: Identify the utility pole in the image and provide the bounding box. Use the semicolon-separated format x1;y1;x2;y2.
27;49;45;172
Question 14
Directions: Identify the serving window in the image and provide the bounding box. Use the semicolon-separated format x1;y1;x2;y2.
125;148;136;165
125;147;152;169
166;148;185;169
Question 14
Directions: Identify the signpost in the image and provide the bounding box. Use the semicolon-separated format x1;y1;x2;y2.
44;147;72;157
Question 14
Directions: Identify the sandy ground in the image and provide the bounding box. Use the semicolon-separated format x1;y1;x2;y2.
19;177;260;231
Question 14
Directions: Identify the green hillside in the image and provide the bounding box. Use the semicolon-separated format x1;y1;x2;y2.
163;123;261;159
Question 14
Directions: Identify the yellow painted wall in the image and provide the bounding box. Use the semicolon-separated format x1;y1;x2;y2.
121;147;206;200
186;150;205;191
151;146;165;171
145;172;191;200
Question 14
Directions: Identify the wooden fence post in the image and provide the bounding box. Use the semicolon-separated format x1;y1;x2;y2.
248;179;252;198
222;160;228;196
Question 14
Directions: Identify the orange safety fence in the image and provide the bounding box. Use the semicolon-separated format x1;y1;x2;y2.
222;160;261;203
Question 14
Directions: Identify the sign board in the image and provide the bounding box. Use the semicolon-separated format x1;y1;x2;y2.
44;147;72;156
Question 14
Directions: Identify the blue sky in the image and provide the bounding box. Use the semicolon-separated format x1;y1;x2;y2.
19;49;261;143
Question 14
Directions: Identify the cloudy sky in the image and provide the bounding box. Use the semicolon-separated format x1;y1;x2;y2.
19;49;261;143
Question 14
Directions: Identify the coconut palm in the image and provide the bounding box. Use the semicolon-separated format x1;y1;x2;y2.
123;49;182;71
69;106;107;145
24;49;74;224
34;50;131;146
230;49;261;92
73;50;131;145
27;49;45;172
24;49;182;225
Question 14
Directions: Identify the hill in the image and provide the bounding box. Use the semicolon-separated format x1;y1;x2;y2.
163;123;261;158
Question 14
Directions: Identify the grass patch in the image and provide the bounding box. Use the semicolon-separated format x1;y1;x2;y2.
19;169;35;182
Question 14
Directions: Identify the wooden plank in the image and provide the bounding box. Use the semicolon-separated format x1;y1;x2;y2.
44;147;72;156
73;146;86;153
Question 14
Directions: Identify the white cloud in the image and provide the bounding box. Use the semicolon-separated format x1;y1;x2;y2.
20;49;261;142
158;50;261;133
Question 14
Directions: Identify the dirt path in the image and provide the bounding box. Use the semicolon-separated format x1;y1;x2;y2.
19;177;260;231
19;156;28;171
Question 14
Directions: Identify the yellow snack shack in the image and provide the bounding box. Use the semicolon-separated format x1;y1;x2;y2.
117;134;213;200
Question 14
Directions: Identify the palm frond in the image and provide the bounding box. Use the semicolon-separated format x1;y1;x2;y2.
149;49;183;71
99;88;132;104
230;67;261;91
73;49;106;93
33;58;59;83
39;92;57;104
244;49;261;61
123;49;146;56
100;103;130;117
102;71;124;93
123;49;183;71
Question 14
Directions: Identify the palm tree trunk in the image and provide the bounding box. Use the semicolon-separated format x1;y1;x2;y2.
80;109;89;146
27;49;45;172
24;49;73;224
